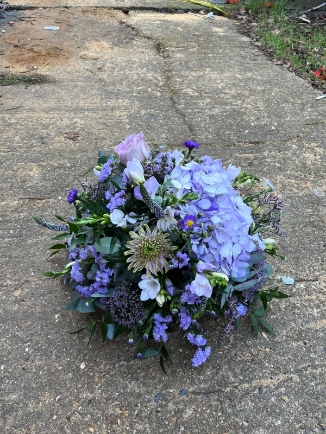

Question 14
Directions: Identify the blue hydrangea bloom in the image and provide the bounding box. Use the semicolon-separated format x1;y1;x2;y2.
169;157;256;278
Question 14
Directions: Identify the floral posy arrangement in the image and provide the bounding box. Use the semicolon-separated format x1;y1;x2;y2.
35;132;288;370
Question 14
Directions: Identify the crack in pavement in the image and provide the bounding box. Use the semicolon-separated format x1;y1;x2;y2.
119;19;195;138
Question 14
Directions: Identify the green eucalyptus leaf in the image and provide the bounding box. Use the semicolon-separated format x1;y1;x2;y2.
249;253;266;266
65;297;80;311
106;323;117;340
140;346;160;359
263;264;274;278
77;299;96;313
94;237;121;254
234;279;259;292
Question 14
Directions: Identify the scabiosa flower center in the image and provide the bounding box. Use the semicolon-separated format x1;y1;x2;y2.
124;225;177;275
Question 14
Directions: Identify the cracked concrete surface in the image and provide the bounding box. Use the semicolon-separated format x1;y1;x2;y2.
0;4;326;434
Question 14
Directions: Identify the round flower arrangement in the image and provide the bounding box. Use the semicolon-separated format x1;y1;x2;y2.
35;132;288;370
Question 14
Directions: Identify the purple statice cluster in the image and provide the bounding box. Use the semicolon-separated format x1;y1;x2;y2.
180;285;202;305
170;252;190;269
152;314;172;343
98;159;115;183
187;333;211;367
105;189;126;212
76;264;114;297
68;243;114;297
107;285;145;328
169;156;256;279
178;306;192;330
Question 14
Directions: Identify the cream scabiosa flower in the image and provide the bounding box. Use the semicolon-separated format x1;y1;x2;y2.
124;225;176;275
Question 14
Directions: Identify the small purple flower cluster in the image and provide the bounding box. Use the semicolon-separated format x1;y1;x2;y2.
170;252;190;269
187;333;211;367
153;314;172;342
98;159;115;183
105;189;126;212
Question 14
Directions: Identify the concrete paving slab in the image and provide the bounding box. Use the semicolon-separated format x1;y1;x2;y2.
0;5;325;434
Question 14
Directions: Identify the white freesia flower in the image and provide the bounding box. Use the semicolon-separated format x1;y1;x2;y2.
157;206;177;231
124;158;145;185
139;274;161;301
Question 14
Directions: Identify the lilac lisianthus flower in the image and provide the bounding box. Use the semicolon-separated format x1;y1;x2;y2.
115;132;150;165
67;188;78;204
124;158;145;185
189;273;213;298
134;176;159;201
139;274;161;301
